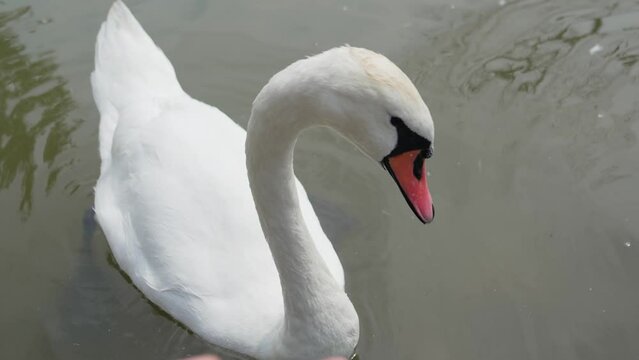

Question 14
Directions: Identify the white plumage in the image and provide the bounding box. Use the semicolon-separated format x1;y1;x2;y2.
93;2;344;358
93;1;434;359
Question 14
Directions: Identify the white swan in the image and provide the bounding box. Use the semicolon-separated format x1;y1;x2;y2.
92;2;435;359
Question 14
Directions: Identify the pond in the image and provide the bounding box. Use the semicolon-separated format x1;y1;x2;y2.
1;0;638;359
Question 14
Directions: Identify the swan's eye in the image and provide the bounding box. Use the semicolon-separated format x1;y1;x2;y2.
424;145;433;159
388;116;432;157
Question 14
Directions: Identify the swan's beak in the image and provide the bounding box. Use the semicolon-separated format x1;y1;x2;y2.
382;149;434;224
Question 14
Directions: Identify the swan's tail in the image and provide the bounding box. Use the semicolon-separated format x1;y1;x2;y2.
91;1;183;171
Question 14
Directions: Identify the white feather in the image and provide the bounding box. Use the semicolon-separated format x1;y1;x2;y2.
92;1;344;357
93;1;435;359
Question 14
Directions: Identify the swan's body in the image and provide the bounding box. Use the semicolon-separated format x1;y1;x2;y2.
93;2;435;359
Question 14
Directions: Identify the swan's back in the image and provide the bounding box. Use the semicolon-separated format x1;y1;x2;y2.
91;2;345;357
92;0;183;172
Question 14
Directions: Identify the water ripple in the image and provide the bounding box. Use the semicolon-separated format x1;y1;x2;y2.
0;5;80;216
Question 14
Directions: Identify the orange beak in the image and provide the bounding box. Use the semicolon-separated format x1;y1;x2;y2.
383;149;434;224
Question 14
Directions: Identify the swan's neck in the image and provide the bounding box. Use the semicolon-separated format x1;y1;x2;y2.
246;97;358;357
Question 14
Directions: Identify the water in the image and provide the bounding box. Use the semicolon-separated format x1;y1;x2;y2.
1;0;638;359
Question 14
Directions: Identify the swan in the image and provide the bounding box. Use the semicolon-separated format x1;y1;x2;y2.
92;1;435;359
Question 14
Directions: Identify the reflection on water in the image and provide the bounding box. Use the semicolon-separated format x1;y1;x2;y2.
455;1;639;98
0;5;79;215
440;0;639;202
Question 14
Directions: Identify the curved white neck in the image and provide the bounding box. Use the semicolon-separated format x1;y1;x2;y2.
246;91;358;358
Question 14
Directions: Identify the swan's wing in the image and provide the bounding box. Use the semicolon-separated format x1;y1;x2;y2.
94;99;285;354
92;1;344;290
91;1;345;354
91;0;183;173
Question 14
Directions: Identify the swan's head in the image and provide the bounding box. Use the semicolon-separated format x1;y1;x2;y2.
253;46;435;223
315;47;435;223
